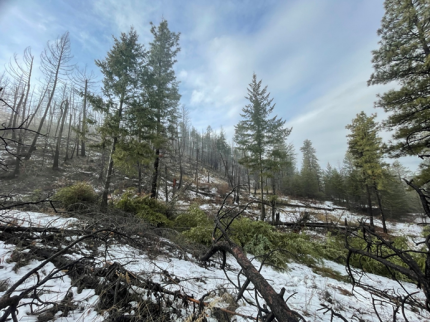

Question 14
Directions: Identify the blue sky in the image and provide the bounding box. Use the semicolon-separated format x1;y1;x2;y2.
0;0;420;171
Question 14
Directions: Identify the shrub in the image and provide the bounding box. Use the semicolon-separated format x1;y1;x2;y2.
115;191;172;227
53;182;98;211
137;211;173;228
174;204;211;230
178;204;213;244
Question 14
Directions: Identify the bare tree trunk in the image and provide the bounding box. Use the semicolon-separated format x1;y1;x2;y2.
81;79;87;157
53;100;68;170
27;84;48;130
196;148;199;191
11;93;24;141
64;109;72;161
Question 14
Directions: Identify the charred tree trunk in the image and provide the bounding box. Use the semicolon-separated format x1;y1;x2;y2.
81;79;87;157
25;90;52;160
27;84;48;130
53;100;68;170
11;93;24;141
64;109;72;162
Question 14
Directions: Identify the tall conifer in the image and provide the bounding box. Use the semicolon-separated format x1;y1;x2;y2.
235;74;291;220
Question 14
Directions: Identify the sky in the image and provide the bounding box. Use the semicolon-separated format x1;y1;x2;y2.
0;0;421;171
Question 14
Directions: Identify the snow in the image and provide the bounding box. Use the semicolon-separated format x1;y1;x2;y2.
1;210;429;321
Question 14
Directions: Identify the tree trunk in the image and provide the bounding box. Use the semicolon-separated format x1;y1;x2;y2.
64;109;72;161
165;163;168;203
138;162;142;194
26;47;63;160
260;168;265;221
25;91;53;160
196;148;199;191
365;183;374;231
201;241;300;322
151;148;160;199
53;100;68;170
235;166;241;204
374;186;387;233
27;84;48;130
100;92;124;211
101;138;117;212
11;93;24;141
81;79;87;157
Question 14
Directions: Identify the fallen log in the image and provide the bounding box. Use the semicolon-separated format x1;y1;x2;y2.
249;198;340;212
270;220;354;232
201;241;302;322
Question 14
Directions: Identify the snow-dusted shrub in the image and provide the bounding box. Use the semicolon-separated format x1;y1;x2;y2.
53;181;98;211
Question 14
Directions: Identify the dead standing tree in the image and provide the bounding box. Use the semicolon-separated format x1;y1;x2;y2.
25;32;74;160
69;66;97;158
200;189;304;322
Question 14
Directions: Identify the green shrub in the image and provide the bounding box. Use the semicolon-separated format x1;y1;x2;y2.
116;191;170;215
182;226;214;245
175;204;212;230
53;182;98;211
137;211;173;228
177;204;213;245
115;191;172;227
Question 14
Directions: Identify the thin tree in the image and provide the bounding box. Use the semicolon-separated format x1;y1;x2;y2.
70;67;97;157
26;32;73;160
235;73;291;221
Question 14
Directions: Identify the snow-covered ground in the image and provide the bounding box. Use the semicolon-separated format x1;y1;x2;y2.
1;210;429;321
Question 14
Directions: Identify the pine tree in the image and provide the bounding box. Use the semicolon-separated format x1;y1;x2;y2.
91;28;146;211
369;0;430;177
346;112;386;232
235;73;291;220
342;152;366;209
300;139;322;199
145;20;181;199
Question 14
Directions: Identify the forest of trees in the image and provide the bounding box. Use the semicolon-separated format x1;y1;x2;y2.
1;0;430;321
0;16;426;219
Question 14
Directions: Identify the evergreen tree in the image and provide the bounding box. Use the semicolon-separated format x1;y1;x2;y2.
346;112;386;231
235;73;291;220
342;152;366;209
369;0;430;181
91;28;146;211
145;20;181;199
300;139;322;199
